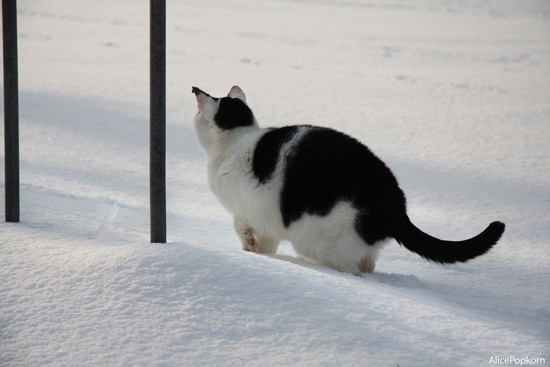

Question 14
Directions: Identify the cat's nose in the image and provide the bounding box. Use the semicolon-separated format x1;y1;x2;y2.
192;87;206;96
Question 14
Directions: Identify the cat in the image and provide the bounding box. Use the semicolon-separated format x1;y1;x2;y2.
192;85;505;275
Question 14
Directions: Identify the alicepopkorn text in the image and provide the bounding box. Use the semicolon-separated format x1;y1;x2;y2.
489;356;546;366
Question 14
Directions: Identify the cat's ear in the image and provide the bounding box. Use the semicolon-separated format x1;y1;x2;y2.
228;85;246;102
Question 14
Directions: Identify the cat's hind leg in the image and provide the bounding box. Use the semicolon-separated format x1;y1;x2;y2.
288;201;383;275
358;252;378;274
321;235;372;276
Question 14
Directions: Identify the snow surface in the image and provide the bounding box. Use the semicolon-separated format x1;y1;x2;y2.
1;0;549;366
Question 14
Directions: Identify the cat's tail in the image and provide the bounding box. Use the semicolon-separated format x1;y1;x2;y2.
393;216;505;263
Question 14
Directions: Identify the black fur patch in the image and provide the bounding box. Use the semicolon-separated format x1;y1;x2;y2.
253;126;299;184
214;97;254;130
280;126;406;245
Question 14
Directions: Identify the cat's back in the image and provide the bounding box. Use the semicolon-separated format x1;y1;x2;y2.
250;124;391;194
251;125;405;231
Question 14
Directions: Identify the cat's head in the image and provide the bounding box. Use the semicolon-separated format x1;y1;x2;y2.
192;86;257;151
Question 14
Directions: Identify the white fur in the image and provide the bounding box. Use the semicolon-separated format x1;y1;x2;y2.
194;86;382;275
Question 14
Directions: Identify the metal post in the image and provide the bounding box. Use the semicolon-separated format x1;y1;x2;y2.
2;0;20;223
150;0;166;243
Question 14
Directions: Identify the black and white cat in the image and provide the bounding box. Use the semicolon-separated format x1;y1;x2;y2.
192;86;505;275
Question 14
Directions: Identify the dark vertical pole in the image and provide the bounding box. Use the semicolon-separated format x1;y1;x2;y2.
150;0;166;243
2;0;20;223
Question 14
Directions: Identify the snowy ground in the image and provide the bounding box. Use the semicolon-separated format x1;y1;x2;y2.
1;0;549;366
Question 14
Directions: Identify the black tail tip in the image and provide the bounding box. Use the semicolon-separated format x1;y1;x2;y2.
446;221;505;264
488;221;506;242
483;221;505;252
191;86;203;95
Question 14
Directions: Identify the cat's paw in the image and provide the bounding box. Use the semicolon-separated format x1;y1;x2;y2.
244;237;258;252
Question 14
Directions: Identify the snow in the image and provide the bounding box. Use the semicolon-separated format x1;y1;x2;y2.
1;0;549;366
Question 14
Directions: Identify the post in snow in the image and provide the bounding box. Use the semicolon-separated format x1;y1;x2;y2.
150;0;166;243
2;0;20;223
